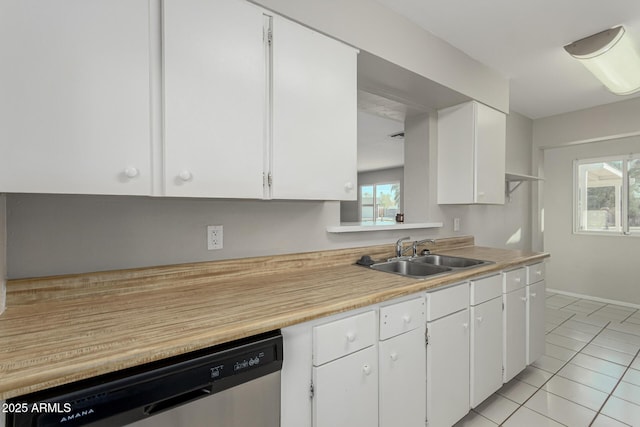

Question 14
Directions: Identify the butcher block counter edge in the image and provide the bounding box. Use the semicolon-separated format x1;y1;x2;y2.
0;236;549;399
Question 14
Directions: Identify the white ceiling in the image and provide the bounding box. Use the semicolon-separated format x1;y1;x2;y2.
376;0;640;119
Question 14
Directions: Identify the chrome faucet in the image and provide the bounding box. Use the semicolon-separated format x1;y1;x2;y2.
412;239;436;257
395;236;411;258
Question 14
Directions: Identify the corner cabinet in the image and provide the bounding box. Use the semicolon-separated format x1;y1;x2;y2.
437;101;506;205
0;0;152;195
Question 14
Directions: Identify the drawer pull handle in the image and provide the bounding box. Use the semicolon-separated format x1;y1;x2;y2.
476;316;483;323
362;364;372;375
463;322;469;330
402;314;412;324
521;296;527;302
536;270;542;276
390;352;398;362
346;332;357;342
531;293;537;298
514;277;521;283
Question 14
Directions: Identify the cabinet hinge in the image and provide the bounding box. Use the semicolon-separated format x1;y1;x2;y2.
425;327;429;346
267;28;273;45
268;172;273;187
309;380;315;399
502;301;505;311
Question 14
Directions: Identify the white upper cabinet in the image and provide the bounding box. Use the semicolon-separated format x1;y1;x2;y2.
163;0;265;198
270;15;357;201
0;0;152;195
437;101;506;204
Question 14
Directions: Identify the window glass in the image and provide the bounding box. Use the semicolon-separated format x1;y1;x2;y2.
359;182;400;223
577;161;622;232
629;158;640;234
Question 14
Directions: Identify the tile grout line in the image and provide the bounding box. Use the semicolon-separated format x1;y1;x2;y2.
588;347;640;427
499;313;609;426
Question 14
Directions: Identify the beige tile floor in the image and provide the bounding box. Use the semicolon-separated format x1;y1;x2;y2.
454;292;640;426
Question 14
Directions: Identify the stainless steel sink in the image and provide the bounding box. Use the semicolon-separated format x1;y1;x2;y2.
410;254;492;268
370;260;452;279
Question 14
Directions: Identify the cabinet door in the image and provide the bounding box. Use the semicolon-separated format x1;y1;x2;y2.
427;308;470;427
503;287;527;382
474;102;506;204
527;280;546;365
163;0;265;198
379;328;426;427
470;297;503;408
271;15;357;201
0;0;151;195
312;346;378;427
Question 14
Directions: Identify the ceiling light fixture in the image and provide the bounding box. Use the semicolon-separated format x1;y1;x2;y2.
564;26;640;95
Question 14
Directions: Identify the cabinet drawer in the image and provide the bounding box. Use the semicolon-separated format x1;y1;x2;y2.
503;268;526;293
313;311;376;366
470;274;502;305
380;297;425;340
426;282;469;321
526;262;545;285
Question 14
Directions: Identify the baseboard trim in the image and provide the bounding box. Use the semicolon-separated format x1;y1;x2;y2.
547;288;640;310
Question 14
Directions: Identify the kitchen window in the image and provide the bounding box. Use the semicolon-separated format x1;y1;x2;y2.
360;182;400;223
574;155;640;235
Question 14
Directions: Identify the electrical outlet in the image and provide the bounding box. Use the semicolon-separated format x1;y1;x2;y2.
453;218;461;232
207;225;223;250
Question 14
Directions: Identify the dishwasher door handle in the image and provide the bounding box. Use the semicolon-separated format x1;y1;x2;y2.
144;387;212;416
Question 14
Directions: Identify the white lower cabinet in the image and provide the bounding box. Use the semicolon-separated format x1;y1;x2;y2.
379;329;425;427
470;274;503;408
503;268;527;383
426;284;470;427
312;345;378;427
379;298;426;427
526;262;546;365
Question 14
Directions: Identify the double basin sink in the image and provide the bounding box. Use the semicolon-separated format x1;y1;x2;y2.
369;254;493;279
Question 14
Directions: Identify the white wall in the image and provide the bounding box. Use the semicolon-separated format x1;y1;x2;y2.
249;0;509;113
543;136;640;304
533;97;640;303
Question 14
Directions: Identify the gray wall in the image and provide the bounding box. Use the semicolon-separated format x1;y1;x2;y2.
5;111;534;279
402;111;534;250
543;136;640;304
533;97;640;303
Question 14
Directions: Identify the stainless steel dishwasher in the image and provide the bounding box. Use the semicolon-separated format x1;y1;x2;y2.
6;331;283;427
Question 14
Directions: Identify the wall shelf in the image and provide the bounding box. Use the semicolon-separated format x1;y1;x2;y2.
505;172;543;199
326;222;443;233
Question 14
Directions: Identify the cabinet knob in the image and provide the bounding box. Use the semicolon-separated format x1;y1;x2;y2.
478;191;486;197
344;182;354;192
514;277;521;283
463;322;469;330
345;332;357;343
476;316;483;323
521;296;528;302
536;270;542;276
178;170;192;181
390;352;398;362
362;364;372;376
531;293;537;298
402;314;412;324
124;167;139;178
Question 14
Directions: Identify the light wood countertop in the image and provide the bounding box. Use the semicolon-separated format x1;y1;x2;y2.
0;237;548;399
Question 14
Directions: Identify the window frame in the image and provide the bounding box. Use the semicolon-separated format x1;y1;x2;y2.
358;181;401;223
573;154;640;236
